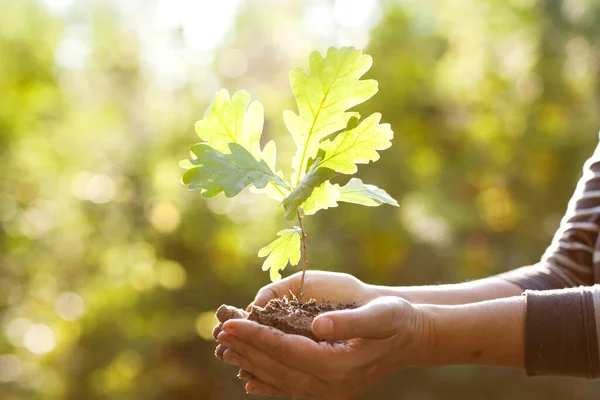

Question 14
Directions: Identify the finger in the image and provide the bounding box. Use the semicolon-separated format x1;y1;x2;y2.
247;286;276;311
219;332;327;394
237;369;255;381
313;297;408;340
245;379;289;397
222;348;314;398
250;278;294;309
223;319;325;373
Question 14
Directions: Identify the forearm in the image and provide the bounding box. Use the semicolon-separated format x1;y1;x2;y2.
417;296;525;369
414;287;600;378
369;277;523;305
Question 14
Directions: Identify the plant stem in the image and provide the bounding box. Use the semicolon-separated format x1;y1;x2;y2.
296;209;308;302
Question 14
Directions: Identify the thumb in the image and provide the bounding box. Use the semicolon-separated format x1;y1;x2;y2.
312;297;408;340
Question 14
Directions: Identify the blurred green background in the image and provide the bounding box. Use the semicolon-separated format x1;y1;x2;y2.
2;0;600;398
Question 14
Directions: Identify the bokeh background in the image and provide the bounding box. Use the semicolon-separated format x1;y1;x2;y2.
2;0;600;398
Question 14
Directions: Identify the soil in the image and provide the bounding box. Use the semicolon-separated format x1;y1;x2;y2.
213;297;359;358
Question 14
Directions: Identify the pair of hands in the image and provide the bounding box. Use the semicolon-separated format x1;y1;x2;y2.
216;271;435;399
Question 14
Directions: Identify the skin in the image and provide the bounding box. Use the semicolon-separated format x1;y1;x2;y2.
217;271;526;399
250;271;524;309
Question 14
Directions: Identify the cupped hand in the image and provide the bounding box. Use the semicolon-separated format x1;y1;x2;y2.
249;271;379;310
217;296;435;399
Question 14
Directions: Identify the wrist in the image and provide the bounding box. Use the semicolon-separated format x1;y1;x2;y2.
408;304;439;367
384;299;438;372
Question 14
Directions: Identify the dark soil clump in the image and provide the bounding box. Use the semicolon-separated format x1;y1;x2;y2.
248;297;358;341
213;297;359;346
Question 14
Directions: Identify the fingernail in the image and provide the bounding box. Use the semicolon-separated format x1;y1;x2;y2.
239;370;255;381
218;332;235;346
313;317;333;336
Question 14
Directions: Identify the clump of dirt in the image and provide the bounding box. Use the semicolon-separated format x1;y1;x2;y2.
213;297;359;358
248;297;358;341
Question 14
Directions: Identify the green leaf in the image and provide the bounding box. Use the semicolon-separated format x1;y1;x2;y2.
318;113;393;174
281;164;336;220
301;181;340;215
194;90;290;199
195;89;264;158
318;114;361;144
249;140;289;201
180;142;290;198
258;228;302;281
299;178;398;216
337;178;399;207
284;47;378;185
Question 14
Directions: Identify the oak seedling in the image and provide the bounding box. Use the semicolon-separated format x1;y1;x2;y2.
180;46;398;300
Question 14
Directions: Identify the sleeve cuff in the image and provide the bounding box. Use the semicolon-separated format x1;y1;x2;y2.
524;286;600;379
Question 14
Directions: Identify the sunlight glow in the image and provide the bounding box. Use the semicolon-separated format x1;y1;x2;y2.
55;292;86;321
55;36;89;70
334;0;379;27
155;0;241;51
195;311;219;341
40;0;74;14
24;324;56;355
156;260;187;290
5;317;31;347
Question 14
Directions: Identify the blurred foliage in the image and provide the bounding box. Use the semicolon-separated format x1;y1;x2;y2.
2;0;600;398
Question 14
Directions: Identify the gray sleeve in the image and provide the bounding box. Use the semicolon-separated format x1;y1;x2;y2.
499;141;600;290
524;285;600;379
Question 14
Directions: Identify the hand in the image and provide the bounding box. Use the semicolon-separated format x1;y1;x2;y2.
221;271;378;382
217;296;435;399
249;271;379;310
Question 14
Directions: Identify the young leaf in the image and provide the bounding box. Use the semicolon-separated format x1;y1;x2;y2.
318;113;393;174
299;178;398;216
281;164;336;220
195;89;264;158
249;140;289;201
301;181;340;215
318;115;361;144
337;178;399;207
284;47;378;185
181;143;290;198
258;228;302;281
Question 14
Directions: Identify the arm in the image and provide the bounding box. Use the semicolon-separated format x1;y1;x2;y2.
417;285;600;375
251;271;524;309
371;277;523;305
418;296;525;368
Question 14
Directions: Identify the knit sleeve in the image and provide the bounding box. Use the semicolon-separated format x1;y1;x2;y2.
524;285;600;379
499;141;600;290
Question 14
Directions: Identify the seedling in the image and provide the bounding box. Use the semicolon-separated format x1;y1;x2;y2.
180;47;398;301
